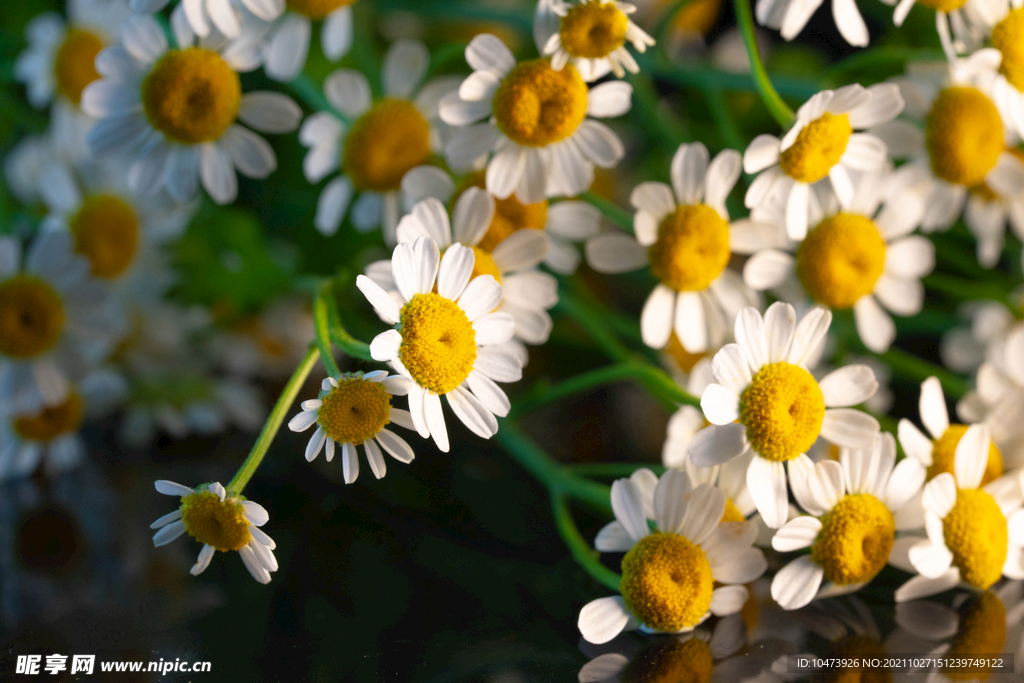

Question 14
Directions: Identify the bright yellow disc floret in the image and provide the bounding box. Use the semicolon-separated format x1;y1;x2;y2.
559;1;629;59
620;638;714;683
493;59;589;147
180;489;252;552
928;424;1003;485
811;493;895;585
286;0;356;19
915;0;968;12
0;275;65;359
69;194;140;280
779;112;852;183
470;247;502;283
317;376;392;445
943;488;1008;591
944;591;1007;682
54;29;103;105
142;48;241;145
459;172;549;252
926;87;1003;188
796;213;886;309
13;390;84;442
648;204;731;292
399;293;478;395
740;362;825;462
343;99;431;192
993;9;1024;92
619;532;714;632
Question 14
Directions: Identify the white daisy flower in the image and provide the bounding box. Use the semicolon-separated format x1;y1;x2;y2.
755;0;869;47
299;39;455;242
770;432;926;610
579;468;767;644
439;33;632;203
957;326;1024;470
82;12;302;205
257;0;356;82
587;143;757;353
132;0;284;40
688;302;881;529
355;235;523;452
533;0;655;81
151;480;278;584
288;371;419;484
742;83;904;241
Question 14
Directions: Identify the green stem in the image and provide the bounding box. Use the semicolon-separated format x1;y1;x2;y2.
732;0;795;128
580;191;633;232
924;273;1009;305
228;347;320;495
314;287;342;377
878;347;969;400
324;285;375;361
552;492;622;591
651;65;820;101
570;462;666;478
824;47;944;81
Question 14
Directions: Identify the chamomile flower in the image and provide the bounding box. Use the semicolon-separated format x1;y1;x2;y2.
533;0;655;81
151;480;278;584
132;0;284;40
587;143;757;353
300;40;453;242
755;0;869;47
82;13;302;205
288;371;419;484
258;0;357;82
743;83;904;240
578;469;767;644
356;235;523;452
956;329;1024;471
439;34;632;203
688;302;882;529
770;433;926;610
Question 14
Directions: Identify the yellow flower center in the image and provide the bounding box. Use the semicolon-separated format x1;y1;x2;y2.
926;87;1003;188
54;29;103;105
398;293;477;395
740;362;825;462
493;59;589;147
944;591;1007;682
664;0;723;35
343;99;431;192
180;490;252;552
779;112;852;183
648;204;731;292
459;173;549;252
620;638;714;683
943;488;1008;591
286;0;355;20
0;275;65;359
811;493;895;585
796;213;886;309
915;0;968;12
316;376;392;445
69;194;140;280
559;0;629;59
666;332;706;373
12;390;84;442
142;48;241;145
823;635;891;683
469;246;502;283
721;499;745;523
994;9;1024;92
928;424;1003;485
619;532;714;632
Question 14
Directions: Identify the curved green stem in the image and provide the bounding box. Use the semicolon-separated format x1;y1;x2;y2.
314;287;342;377
732;0;795;128
570;462;666;478
552;493;622;592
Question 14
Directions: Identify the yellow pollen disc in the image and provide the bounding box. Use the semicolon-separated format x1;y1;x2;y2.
286;0;355;20
796;213;886;309
559;1;629;59
779;112;852;183
926;87;1003;188
493;59;589;147
180;490;251;552
343;99;431;192
740;362;825;462
915;0;968;12
0;275;65;359
648;204;731;292
820;635;891;683
54;29;103;105
665;0;722;35
944;591;1007;682
399;293;477;395
619;532;714;632
721;499;745;523
620;638;714;683
142;48;241;145
12;390;84;442
811;494;895;586
943;488;1008;591
69;194;140;279
994;10;1024;92
317;377;391;445
470;246;502;283
666;332;706;373
928;424;1003;485
459;172;549;252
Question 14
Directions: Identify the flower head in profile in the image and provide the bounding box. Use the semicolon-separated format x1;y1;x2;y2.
688;302;881;529
288;371;419;484
151;480;278;584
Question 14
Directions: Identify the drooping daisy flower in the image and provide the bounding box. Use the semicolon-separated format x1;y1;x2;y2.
741;167;935;353
288;371;419;484
533;0;655;80
82;13;301;204
579;469;767;644
151;480;278;584
130;0;284;40
587;143;757;352
356;235;523;452
743;83;904;240
755;0;869;47
299;39;454;242
439;34;631;203
770;433;926;610
688;302;881;529
258;0;358;81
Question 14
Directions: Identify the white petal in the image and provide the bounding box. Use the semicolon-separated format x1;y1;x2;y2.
242;500;269;526
238;92;301;133
854;295;896;353
436;243;474;300
671;142;710;206
288;409;319;432
155;480;194;497
953;423;990;490
744;135;781;174
324;69;372;119
190;544;215;575
787;306;832;366
238;544;272;584
734;307;769;371
922;473;957;518
357;275;402;324
369;329;403;363
424;391;449;452
680;483;727;544
701;384;741;425
153;520;187;546
578;596;632;645
611;478;650;541
587;81;633;118
771;556;825;610
465;34;516;74
382;39;428;99
919;376;949;440
594;520;634;552
652;469;692;535
895;570;961;602
585;233;647;273
909;539;954;578
688;423;748;468
747;456;788;529
375;429;415;464
819;365;878;407
773;516;822;551
458;274;502;321
574;120;625;167
710;585;749;616
446;386;498;439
